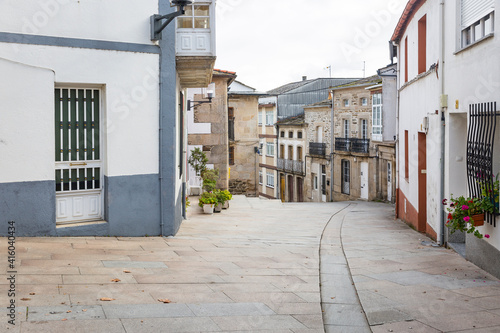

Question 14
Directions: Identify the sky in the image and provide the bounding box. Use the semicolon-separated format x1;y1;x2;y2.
215;0;407;92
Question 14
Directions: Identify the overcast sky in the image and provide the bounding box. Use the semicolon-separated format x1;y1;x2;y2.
215;0;407;91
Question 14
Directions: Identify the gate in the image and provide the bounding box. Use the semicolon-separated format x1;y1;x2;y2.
55;88;103;224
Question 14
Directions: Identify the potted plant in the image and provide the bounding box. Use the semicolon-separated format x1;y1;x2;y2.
478;173;499;214
443;195;491;239
220;190;232;209
188;148;208;176
201;168;219;193
198;191;217;214
213;190;223;213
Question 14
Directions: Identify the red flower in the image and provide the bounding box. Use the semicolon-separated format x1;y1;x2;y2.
485;234;490;239
442;199;448;205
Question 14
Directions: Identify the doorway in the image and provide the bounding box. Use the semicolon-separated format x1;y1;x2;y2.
360;162;368;200
418;132;427;232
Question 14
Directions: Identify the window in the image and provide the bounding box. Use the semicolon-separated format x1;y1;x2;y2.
229;146;235;165
280;131;285;138
280;144;285;158
405;130;409;179
344;119;350;138
297;146;303;161
258;111;262;125
372;93;383;141
288;131;293;138
265;111;273;126
313;174;318;190
418;15;427;74
361;97;368;106
461;0;495;48
178;4;210;29
288;145;293;160
297;131;303;138
361;119;368;139
259;171;263;185
228;107;235;141
343;99;349;107
341;160;350;195
266;171;275;188
404;36;408;83
266;142;274;156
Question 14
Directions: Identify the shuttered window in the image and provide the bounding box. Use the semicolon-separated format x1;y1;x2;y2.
462;0;494;28
461;0;495;48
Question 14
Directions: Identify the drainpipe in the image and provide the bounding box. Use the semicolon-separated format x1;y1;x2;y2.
330;90;334;202
439;0;446;246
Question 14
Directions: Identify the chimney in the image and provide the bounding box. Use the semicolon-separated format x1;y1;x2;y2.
302;76;307;81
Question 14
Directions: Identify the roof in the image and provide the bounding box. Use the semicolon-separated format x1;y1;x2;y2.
304;99;332;108
276;114;305;126
212;68;237;85
213;68;237;75
330;75;381;90
391;0;425;42
267;79;313;95
228;91;268;97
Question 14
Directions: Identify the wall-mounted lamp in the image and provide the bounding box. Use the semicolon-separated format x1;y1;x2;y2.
187;91;214;109
151;0;192;41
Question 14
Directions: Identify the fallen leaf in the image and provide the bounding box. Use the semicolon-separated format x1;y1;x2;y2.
82;309;87;312
123;270;131;273
66;310;72;313
100;297;115;301
29;292;36;295
20;298;31;301
158;299;171;303
62;319;67;321
111;278;121;283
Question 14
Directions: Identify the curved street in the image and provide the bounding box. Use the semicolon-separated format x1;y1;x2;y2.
3;196;500;332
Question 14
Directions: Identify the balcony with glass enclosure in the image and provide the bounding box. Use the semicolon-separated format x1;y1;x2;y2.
176;1;216;87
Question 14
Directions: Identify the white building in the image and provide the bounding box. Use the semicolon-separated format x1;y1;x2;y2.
0;0;216;236
392;0;500;277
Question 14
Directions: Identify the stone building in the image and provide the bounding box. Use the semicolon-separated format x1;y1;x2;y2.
330;75;396;202
187;69;236;191
276;115;307;202
227;81;263;195
304;100;334;202
257;101;278;199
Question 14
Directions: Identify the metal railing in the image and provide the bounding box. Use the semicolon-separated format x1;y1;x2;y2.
277;158;305;175
335;138;370;154
309;142;326;156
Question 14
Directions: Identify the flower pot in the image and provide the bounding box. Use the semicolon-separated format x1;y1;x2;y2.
214;203;222;213
471;213;485;226
223;201;229;209
202;204;214;214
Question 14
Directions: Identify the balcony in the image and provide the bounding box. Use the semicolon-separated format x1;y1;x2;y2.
175;0;216;88
309;142;326;156
277;158;305;175
335;138;370;154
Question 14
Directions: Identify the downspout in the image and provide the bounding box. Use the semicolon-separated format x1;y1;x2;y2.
330;90;334;202
159;48;165;236
439;0;446;246
395;45;401;219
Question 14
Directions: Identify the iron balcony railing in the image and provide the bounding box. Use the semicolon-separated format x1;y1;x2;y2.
335;138;370;154
277;158;305;175
309;142;326;156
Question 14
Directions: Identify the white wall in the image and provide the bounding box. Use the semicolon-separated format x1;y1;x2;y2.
0;57;55;183
0;0;157;44
0;44;160;178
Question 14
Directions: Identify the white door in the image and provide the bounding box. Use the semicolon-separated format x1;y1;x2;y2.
387;162;392;202
360;162;368;200
55;88;103;224
321;164;327;202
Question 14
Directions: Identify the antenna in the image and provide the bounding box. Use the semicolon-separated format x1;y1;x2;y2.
325;65;332;78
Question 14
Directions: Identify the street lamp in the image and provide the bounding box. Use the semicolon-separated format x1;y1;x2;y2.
187;90;214;109
151;0;192;41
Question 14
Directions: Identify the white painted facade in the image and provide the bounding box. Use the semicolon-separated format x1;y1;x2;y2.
0;0;215;236
394;0;500;276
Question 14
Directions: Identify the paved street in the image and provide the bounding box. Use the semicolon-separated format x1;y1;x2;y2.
1;196;500;332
